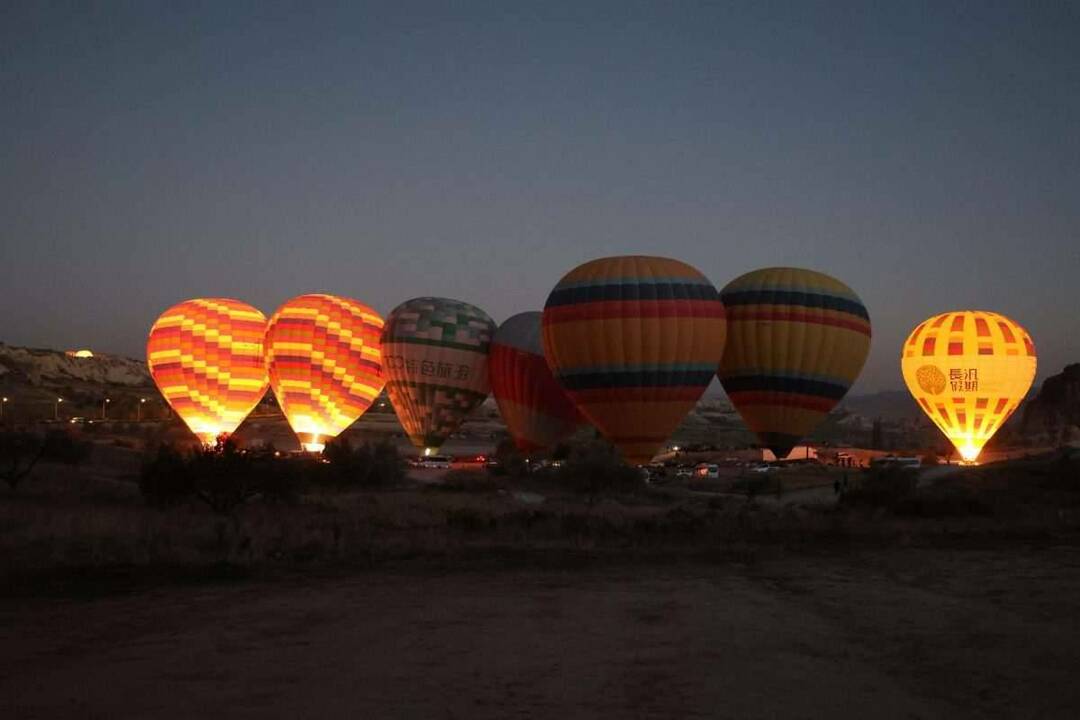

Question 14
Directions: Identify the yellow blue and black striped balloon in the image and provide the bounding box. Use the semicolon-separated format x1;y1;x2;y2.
718;267;871;459
542;256;727;465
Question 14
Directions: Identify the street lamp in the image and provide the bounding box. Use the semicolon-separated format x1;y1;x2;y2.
138;397;146;422
1;396;8;421
102;397;111;420
55;397;63;421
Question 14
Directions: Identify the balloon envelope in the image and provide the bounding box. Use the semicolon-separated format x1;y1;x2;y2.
382;297;495;453
718;267;871;460
489;312;583;453
146;298;269;445
542;256;727;465
264;294;386;452
901;310;1036;463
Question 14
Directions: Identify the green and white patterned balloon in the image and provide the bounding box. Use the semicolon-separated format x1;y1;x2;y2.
381;297;495;452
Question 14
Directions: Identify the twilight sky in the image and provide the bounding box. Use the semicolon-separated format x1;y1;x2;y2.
1;1;1077;393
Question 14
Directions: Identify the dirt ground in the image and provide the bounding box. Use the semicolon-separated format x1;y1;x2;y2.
3;547;1080;719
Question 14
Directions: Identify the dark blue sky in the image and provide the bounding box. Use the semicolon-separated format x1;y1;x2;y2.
2;1;1077;392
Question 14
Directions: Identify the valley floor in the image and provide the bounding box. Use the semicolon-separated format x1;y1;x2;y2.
3;547;1080;719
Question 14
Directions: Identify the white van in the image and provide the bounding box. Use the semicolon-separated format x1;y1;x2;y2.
418;454;452;469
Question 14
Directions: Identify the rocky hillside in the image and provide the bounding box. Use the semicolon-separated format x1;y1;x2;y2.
0;344;150;389
0;344;154;421
1022;364;1080;444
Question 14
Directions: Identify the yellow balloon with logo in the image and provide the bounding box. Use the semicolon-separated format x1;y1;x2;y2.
901;311;1036;463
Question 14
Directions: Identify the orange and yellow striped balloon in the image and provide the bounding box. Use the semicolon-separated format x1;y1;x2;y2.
147;298;269;445
901;311;1036;463
265;294;386;452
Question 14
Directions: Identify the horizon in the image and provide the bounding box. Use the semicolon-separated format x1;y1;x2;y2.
0;339;1059;402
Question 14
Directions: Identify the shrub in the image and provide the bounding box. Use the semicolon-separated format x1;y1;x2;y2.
139;437;407;511
139;443;196;507
140;438;293;513
41;430;92;466
492;437;526;476
732;475;773;497
893;483;991;517
840;465;918;509
321;437;405;488
0;429;90;490
187;437;263;513
0;430;45;490
550;442;572;462
551;440;644;502
368;439;406;486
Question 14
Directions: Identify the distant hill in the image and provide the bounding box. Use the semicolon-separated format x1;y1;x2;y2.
837;390;922;422
0;343;153;420
0;344;149;388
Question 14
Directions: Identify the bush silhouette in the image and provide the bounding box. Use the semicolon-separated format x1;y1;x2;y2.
139;436;405;512
551;440;643;503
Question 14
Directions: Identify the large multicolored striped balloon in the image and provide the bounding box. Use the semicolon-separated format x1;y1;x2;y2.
264;294;386;452
146;298;269;445
718;267;871;460
382;297;495;453
901;311;1036;463
542;256;727;465
489;312;584;453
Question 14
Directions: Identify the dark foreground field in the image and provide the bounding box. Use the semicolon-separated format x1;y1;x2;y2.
3;446;1080;718
3;547;1080;719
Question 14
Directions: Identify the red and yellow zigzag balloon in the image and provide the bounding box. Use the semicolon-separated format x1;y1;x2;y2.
265;294;386;452
147;298;269;445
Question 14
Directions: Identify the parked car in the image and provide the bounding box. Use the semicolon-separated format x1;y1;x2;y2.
451;454;487;469
418;454;452;469
675;466;694;479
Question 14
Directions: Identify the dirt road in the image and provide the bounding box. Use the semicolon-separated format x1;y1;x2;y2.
3;548;1080;719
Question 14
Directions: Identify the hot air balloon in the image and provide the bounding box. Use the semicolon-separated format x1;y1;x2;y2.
542;256;727;465
264;294;386;452
718;267;871;460
382;297;495;454
489;312;584;453
901;311;1036;463
146;298;269;445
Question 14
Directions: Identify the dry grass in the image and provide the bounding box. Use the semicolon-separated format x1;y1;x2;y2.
4;454;1080;592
